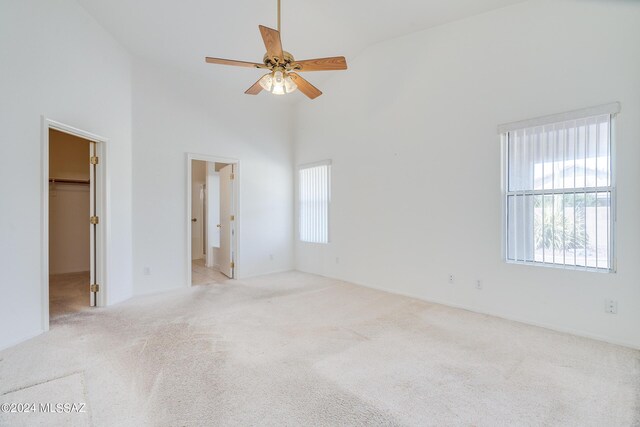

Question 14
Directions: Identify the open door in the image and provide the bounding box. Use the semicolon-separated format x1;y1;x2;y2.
191;159;209;261
218;164;235;278
89;141;99;307
191;184;205;260
206;164;221;268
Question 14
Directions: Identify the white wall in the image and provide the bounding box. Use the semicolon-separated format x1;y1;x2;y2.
49;185;90;274
49;129;90;181
191;160;206;260
294;0;640;348
132;59;294;295
48;130;91;274
0;0;133;350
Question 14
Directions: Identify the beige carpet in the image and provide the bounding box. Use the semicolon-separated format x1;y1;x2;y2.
1;271;638;426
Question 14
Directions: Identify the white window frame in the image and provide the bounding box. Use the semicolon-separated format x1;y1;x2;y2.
499;103;620;273
298;160;331;244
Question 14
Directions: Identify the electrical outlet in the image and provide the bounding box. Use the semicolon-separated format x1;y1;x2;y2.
448;274;454;284
144;267;151;276
476;280;483;290
605;299;618;314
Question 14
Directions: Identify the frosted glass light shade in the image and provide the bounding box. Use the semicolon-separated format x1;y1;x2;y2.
284;75;297;93
273;70;284;86
259;73;273;91
258;71;297;95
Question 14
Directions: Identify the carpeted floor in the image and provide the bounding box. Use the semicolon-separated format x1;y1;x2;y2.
1;271;639;426
49;261;227;320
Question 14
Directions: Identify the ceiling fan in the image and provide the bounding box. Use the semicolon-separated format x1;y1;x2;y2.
204;0;347;99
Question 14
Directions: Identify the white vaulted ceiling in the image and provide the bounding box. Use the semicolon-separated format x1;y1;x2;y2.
76;0;526;94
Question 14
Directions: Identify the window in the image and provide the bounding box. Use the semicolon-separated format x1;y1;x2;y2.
299;161;331;243
501;104;618;271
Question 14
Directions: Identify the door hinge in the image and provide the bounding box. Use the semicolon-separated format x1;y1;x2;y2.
90;216;99;225
230;261;235;269
230;215;235;221
90;284;100;292
230;173;235;180
90;156;99;165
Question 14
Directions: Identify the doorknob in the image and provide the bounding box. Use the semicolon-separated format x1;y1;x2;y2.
216;224;221;228
191;218;197;223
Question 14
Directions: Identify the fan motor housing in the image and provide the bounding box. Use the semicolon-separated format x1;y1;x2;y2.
264;51;295;68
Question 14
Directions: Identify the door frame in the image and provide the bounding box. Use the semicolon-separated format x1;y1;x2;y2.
186;153;240;286
41;117;108;331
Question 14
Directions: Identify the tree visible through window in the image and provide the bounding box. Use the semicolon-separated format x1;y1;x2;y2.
504;112;615;271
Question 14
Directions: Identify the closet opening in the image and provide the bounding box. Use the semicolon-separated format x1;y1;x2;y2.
43;119;106;329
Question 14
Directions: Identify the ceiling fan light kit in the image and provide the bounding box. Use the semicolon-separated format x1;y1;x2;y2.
259;69;297;95
205;0;347;99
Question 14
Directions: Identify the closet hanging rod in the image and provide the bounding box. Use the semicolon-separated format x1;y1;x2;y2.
49;178;90;185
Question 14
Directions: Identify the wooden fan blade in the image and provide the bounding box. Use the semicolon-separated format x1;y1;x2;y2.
205;57;265;69
245;77;264;95
259;25;284;60
293;56;347;72
290;73;322;99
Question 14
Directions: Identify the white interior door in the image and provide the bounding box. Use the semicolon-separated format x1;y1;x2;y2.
206;166;221;268
89;142;97;306
207;167;221;249
219;164;234;278
191;182;204;260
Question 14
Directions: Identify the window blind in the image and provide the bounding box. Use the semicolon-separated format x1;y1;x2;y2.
299;161;331;244
504;112;615;271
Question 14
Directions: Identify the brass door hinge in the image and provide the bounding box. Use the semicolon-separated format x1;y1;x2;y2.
230;215;235;221
90;156;99;165
90;284;100;292
230;262;235;269
230;173;235;180
90;216;99;225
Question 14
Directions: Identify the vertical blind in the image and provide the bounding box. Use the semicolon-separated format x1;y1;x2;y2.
299;161;331;243
505;113;614;271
